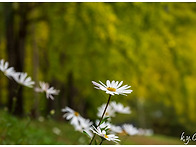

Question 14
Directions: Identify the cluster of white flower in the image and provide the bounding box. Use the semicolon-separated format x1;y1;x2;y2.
1;61;153;145
61;105;121;143
96;103;153;137
0;59;59;100
62;102;153;144
61;106;93;138
97;101;131;119
0;59;35;87
61;80;153;145
122;124;154;136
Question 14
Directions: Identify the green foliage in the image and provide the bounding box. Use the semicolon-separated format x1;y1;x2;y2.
100;116;110;125
0;110;89;144
0;110;187;145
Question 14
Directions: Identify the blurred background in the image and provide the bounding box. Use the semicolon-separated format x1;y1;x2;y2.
0;2;196;144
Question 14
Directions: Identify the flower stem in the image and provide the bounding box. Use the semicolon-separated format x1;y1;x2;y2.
98;94;111;126
89;94;112;145
99;139;104;145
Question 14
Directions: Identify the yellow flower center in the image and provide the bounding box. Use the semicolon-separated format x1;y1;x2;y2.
74;111;79;117
107;87;116;92
104;134;108;138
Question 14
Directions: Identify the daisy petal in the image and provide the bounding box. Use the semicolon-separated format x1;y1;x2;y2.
92;80;132;96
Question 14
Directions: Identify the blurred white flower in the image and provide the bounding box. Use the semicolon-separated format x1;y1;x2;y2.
145;129;154;136
76;117;93;138
92;80;132;96
35;82;60;100
109;124;123;134
52;127;61;135
91;125;120;143
122;124;139;136
78;136;86;144
38;116;45;122
62;106;94;137
95;120;111;130
110;101;131;114
97;103;115;118
138;128;154;136
13;72;35;88
96;120;122;134
0;59;16;79
62;106;83;127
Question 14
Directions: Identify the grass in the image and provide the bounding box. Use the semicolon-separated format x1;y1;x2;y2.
0;109;188;145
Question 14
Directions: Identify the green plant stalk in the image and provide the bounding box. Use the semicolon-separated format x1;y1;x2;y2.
89;94;112;145
99;139;104;145
11;85;21;114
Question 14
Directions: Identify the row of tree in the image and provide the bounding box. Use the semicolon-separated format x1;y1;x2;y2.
0;2;196;136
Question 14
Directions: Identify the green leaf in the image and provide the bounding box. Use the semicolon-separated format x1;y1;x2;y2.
83;130;91;138
100;117;110;125
101;126;109;131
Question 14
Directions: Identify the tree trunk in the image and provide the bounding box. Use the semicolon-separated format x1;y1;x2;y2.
5;3;18;115
5;3;29;116
31;22;39;118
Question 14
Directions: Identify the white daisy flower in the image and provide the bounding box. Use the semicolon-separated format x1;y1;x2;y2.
62;106;83;127
122;124;139;136
0;59;16;78
13;72;35;88
62;106;94;137
97;103;115;118
96;120;123;134
35;81;60;100
76;117;93;138
82;128;93;138
95;120;111;129
110;101;131;114
109;124;123;134
92;80;133;96
90;125;120;143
